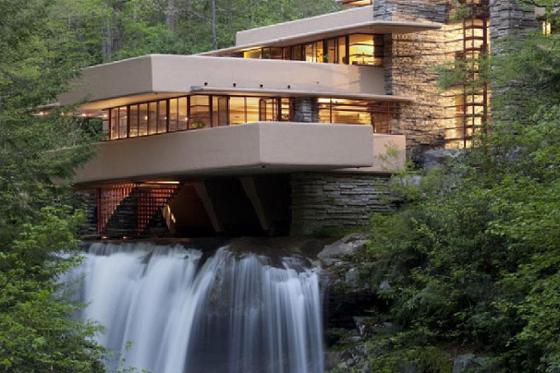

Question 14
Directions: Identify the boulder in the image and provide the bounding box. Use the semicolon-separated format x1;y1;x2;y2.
318;233;368;267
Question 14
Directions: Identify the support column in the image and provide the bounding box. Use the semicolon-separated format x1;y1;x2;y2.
239;177;271;232
193;181;223;233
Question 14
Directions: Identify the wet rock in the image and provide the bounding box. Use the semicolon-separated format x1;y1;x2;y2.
318;233;368;267
420;148;464;171
345;267;361;288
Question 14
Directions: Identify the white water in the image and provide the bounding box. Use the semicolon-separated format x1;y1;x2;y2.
63;242;324;373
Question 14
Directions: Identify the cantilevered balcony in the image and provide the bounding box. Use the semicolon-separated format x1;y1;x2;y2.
72;122;405;185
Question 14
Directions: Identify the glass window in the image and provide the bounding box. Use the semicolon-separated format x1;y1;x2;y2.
282;47;291;60
280;98;292;121
229;97;246;125
259;98;277;121
110;108;118;140
118;106;128;139
349;34;373;65
338;36;347;64
292;45;303;61
169;98;178;132
139;104;148;136
157;100;167;133
178;97;188;131
129;105;139;137
270;48;283;60
212;96;228;126
148;102;157;135
327;39;337;64
305;43;314;62
243;49;262;59
319;98;373;125
190;95;211;129
315;41;324;63
246;97;260;123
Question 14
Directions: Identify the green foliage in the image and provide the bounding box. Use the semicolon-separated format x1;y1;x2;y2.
360;30;560;373
0;0;106;370
0;208;105;372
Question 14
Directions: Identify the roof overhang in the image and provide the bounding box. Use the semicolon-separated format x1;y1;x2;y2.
60;55;395;112
201;20;442;56
189;86;415;103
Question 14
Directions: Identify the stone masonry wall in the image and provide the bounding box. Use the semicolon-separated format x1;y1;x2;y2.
375;0;464;156
293;97;319;123
374;0;539;154
489;0;539;51
290;173;396;235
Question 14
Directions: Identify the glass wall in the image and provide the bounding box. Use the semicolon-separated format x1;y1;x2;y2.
318;98;396;134
106;95;289;140
105;95;394;141
242;34;383;66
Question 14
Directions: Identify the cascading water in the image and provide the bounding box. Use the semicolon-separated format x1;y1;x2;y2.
63;242;324;373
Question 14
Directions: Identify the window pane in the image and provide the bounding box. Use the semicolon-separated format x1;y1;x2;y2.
229;97;246;125
280;98;292;121
158;100;167;133
118;106;128;138
169;98;178;132
305;43;314;62
178;97;188;131
139;104;148;136
190;95;210;129
110;109;118;140
292;45;303;61
338;36;347;64
258;98;277;121
243;49;262;59
283;47;291;60
270;48;283;60
327;39;337;63
246;97;260;123
148;102;157;135
315;41;324;63
129;105;139;137
349;34;375;65
331;99;371;124
102;112;109;140
212;96;228;126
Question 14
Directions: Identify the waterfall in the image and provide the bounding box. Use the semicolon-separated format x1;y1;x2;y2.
63;242;324;373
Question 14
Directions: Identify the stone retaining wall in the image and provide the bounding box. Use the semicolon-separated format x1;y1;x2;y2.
290;173;396;235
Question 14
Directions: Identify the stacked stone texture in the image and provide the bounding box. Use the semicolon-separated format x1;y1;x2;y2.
293;97;319;122
489;0;539;50
290;173;396;235
375;0;464;155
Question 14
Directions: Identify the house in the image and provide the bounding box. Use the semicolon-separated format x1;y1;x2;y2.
61;0;541;237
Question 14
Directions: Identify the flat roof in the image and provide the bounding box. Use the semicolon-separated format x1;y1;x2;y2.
59;55;392;111
201;20;442;56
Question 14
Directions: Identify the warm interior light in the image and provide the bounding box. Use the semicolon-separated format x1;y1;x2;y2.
543;21;552;36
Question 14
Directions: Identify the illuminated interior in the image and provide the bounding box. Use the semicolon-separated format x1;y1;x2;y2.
242;34;384;66
103;94;396;140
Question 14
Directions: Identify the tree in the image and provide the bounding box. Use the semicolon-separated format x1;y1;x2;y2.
357;22;560;373
0;0;105;370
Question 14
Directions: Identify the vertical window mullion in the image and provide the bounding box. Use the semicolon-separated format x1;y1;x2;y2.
127;106;131;138
166;99;170;133
108;109;112;140
187;96;191;130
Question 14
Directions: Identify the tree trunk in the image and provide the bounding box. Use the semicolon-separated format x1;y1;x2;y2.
210;0;217;49
166;0;178;33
